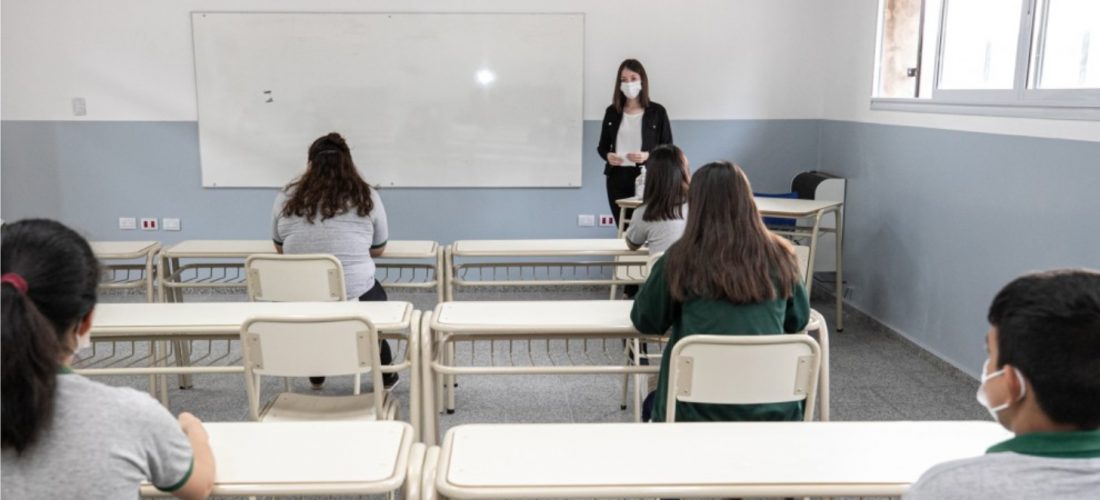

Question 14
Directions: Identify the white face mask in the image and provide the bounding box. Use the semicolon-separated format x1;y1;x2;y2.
75;330;93;356
976;359;1027;421
620;80;642;99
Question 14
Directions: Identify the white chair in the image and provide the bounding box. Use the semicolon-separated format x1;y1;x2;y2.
621;251;667;421
664;334;821;422
241;315;399;422
245;253;346;302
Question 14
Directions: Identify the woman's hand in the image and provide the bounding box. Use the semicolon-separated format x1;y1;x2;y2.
607;153;625;166
626;152;649;164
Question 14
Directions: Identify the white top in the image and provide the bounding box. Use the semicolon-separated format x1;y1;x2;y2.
615;110;644;166
432;300;636;334
163;240;277;258
90;241;161;259
437;421;1013;498
450;239;643;257
91;301;413;337
142;421;412;496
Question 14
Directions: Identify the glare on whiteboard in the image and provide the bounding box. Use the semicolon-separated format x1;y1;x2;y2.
476;69;496;86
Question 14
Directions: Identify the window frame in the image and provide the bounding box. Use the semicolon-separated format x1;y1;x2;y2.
871;0;1100;120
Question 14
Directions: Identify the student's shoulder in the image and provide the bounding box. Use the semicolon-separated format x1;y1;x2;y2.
62;375;173;423
905;454;1021;499
646;101;668;115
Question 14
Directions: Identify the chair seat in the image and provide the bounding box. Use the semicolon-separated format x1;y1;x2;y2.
259;392;393;422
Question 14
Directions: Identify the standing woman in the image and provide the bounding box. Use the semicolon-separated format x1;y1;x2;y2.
272;132;397;390
597;59;674;224
2;219;215;499
631;162;810;422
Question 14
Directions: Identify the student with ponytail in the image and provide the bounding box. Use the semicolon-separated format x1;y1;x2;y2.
1;219;214;499
272;132;397;390
631;162;810;422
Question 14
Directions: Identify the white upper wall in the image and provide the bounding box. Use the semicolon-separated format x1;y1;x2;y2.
1;0;828;121
821;0;1100;142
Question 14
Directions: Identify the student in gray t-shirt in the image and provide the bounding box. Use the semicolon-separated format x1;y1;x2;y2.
905;269;1100;500
271;132;397;390
624;144;690;257
1;219;215;500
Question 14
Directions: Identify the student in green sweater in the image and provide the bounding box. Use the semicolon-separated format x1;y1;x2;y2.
631;161;810;422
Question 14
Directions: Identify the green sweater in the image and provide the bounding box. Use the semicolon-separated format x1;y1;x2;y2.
631;256;811;422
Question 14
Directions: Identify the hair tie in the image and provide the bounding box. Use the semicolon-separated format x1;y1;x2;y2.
1;273;29;294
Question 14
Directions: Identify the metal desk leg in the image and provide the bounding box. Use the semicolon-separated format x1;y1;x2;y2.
420;319;439;446
435;247;445;304
408;311;423;443
834;207;845;332
804;210;825;297
443;246;454;302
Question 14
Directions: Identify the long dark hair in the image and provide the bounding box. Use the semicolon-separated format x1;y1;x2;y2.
642;144;689;222
612;59;650;113
282;132;374;223
2;219;100;454
664;162;801;304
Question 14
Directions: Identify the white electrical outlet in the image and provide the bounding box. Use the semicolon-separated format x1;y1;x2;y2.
577;214;595;227
140;218;158;231
119;217;136;230
162;218;181;231
598;215;616;227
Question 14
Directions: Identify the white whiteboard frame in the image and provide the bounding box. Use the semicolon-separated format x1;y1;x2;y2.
191;12;585;188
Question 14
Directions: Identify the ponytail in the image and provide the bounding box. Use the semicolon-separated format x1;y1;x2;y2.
1;219;100;454
1;285;63;453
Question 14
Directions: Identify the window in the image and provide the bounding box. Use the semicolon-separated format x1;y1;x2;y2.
873;0;1100;117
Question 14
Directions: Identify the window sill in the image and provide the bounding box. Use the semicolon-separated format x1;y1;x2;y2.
870;98;1100;121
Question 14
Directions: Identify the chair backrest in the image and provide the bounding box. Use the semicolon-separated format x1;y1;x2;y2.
245;254;346;302
240;315;384;420
645;251;665;276
793;245;810;283
665;334;820;422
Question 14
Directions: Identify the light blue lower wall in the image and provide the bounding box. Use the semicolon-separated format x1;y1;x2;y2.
0;119;820;243
819;120;1100;376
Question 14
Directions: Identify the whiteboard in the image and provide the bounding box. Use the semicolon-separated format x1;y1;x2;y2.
191;12;584;188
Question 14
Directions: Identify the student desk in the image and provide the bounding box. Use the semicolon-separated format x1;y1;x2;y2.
157;239;443;303
424;421;1012;499
444;239;648;301
140;421;421;497
422;300;832;445
616;196;846;330
80;301;424;440
91;240;161;302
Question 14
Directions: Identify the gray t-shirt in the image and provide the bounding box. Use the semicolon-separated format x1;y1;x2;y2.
625;203;687;255
272;187;389;298
904;452;1100;500
1;373;194;500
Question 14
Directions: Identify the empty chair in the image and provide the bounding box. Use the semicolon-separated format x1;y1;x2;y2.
245;253;346;302
240;315;398;422
665;334;821;422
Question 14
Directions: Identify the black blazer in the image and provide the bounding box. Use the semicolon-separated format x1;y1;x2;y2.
596;101;674;176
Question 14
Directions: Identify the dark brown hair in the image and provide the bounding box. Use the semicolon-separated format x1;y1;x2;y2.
664;162;801;304
2;219;100;454
642;144;689;222
612;59;650;113
282;132;374;223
